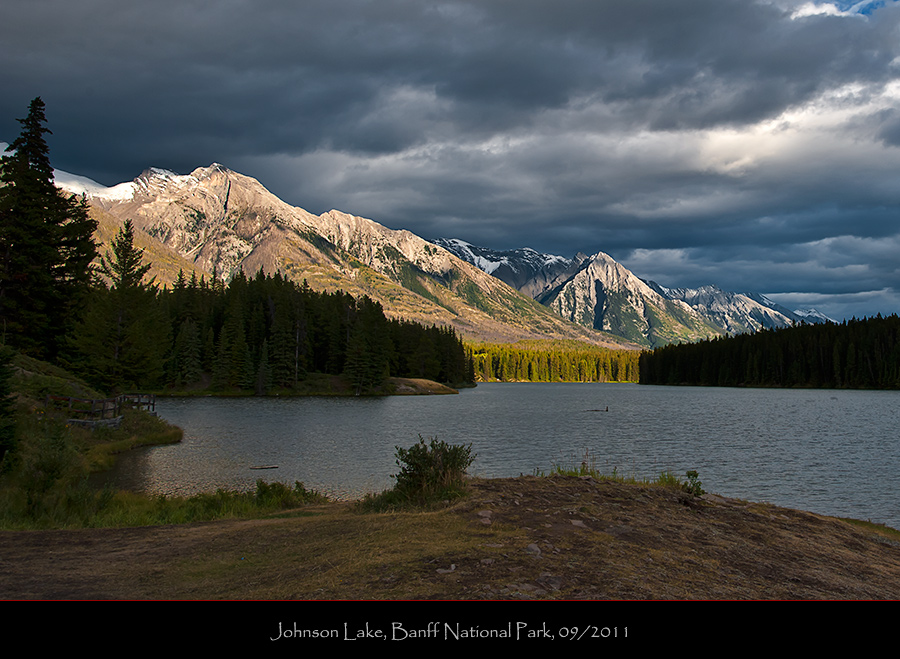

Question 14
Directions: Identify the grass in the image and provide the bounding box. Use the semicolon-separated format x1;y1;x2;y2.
71;480;328;528
11;353;104;401
545;448;705;495
76;408;184;471
0;462;328;530
153;503;503;600
7;473;900;600
839;517;900;542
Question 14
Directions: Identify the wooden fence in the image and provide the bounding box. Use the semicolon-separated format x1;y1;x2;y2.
44;393;156;428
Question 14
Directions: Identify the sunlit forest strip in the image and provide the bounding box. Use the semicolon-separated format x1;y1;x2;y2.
467;340;640;383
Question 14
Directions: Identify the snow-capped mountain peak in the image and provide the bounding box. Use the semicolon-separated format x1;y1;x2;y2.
794;308;836;323
54;164;241;206
53;169;137;201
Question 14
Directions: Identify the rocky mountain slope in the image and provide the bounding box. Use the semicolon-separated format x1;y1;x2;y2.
430;239;588;299
435;239;830;348
645;283;813;335
538;251;723;347
56;165;634;348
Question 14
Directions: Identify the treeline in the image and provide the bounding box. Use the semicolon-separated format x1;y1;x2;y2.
639;315;900;389
66;231;473;394
468;341;640;383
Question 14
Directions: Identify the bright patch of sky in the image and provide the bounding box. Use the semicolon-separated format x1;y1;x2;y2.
792;0;892;18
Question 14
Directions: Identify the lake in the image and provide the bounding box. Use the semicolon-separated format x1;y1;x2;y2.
104;383;900;528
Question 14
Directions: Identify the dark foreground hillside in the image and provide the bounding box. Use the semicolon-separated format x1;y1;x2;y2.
2;474;899;601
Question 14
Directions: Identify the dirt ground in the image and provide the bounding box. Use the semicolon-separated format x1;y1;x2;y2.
2;474;900;600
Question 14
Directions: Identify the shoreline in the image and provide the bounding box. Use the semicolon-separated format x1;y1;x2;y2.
155;375;464;398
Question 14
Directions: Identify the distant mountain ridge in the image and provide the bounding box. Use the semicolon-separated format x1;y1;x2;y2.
433;238;832;347
54;164;635;349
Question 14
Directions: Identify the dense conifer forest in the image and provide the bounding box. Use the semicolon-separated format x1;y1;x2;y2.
639;314;900;389
66;246;474;394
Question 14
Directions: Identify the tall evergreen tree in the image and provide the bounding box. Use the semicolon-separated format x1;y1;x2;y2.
70;220;167;391
0;98;97;359
98;219;152;290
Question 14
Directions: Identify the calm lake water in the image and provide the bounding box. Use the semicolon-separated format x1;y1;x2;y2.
104;383;900;528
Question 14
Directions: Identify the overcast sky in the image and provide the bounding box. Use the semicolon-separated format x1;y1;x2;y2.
3;0;900;320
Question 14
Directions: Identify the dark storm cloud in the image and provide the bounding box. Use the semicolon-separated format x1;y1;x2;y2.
2;0;900;320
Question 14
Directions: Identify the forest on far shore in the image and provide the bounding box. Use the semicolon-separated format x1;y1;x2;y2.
639;314;900;389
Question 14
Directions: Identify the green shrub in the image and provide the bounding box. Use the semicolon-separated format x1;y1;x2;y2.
360;435;476;511
20;419;86;518
649;469;706;496
393;435;475;497
682;470;705;497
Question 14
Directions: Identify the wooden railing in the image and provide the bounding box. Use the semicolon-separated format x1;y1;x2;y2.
44;393;156;427
121;393;156;414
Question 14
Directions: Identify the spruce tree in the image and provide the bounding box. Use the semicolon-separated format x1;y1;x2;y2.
70;220;167;391
0;97;97;359
98;219;152;290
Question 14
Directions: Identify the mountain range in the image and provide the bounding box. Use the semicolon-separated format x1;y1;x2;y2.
54;162;830;349
432;239;833;347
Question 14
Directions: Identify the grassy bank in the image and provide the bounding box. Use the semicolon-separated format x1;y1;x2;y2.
0;406;181;529
0;352;461;530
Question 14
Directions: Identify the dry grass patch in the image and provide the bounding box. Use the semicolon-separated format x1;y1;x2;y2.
153;502;519;600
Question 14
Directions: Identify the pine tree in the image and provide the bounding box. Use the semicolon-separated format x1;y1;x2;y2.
255;339;272;395
98;220;152;290
70;220;166;391
0;98;97;359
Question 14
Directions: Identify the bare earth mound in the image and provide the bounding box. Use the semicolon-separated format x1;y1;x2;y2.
1;475;899;601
